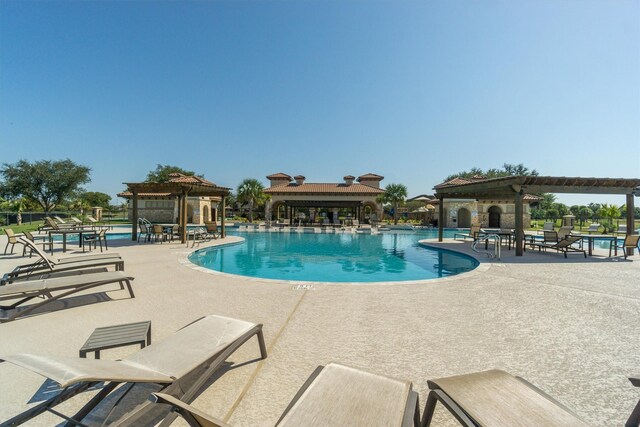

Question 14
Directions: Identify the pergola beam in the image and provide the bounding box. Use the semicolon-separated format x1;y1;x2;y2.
434;175;640;257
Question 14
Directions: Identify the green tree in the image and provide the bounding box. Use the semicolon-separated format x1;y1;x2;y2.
546;208;559;223
380;183;408;224
598;203;621;233
81;191;112;208
578;207;593;227
236;178;268;223
445;163;538;181
0;159;91;215
146;164;203;183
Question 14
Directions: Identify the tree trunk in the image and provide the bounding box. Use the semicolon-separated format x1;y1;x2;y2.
393;203;398;225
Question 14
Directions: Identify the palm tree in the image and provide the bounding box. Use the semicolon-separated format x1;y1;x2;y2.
380;183;408;225
598;203;621;233
236;178;268;223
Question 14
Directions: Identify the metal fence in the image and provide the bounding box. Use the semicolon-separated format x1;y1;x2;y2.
0;211;123;226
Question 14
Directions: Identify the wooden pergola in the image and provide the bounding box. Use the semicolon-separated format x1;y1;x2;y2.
123;181;231;243
434;176;640;256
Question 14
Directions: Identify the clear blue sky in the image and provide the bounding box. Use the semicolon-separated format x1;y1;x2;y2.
1;0;638;206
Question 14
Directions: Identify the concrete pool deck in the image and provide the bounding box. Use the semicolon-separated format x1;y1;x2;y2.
0;233;638;426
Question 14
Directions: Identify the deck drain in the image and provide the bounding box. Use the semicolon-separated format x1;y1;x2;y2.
292;284;314;290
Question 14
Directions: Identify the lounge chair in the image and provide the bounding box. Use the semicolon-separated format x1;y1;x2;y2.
421;369;588;426
0;314;266;425
586;223;600;234
626;375;640;426
150;362;420;427
0;270;134;322
2;227;20;255
69;216;84;226
2;237;123;284
557;226;573;240
22;230;51;255
610;235;640;259
454;224;481;242
529;235;587;258
616;224;628;235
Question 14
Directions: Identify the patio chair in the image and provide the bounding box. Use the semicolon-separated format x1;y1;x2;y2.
0;314;266;426
150;362;420;427
138;221;152;243
0;270;134;322
537;222;555;234
2;237;123;284
421;369;589;426
609;234;640;259
204;221;221;239
529;235;587;258
586;223;600;234
2;227;20;255
454;224;481;242
82;228;108;252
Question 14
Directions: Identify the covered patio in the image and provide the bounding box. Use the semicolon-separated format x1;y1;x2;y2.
434;176;640;256
123;180;231;243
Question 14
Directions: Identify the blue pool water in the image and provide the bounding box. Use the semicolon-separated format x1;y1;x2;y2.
188;230;479;283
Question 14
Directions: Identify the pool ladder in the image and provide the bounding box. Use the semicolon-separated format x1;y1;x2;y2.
471;234;501;259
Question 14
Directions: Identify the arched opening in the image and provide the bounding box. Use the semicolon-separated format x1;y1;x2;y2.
488;206;502;228
457;207;471;228
203;205;210;222
272;202;285;220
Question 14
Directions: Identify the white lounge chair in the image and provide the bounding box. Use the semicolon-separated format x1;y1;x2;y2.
0;314;266;425
151;362;420;427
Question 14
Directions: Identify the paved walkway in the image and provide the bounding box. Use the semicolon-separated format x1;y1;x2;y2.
0;232;638;426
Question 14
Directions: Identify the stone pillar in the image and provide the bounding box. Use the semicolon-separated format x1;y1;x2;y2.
438;195;444;242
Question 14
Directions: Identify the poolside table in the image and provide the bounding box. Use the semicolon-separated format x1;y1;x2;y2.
571;234;619;256
479;230;513;250
79;321;151;359
48;228;96;253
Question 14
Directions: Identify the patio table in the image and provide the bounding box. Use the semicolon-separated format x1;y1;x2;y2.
570;233;618;256
79;321;151;359
48;228;95;253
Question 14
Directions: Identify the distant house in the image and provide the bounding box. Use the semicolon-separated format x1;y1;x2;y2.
118;173;221;224
264;173;385;223
411;176;540;228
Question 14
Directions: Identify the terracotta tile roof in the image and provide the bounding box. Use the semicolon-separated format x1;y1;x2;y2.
357;173;384;180
265;183;384;195
343;175;355;180
167;173;217;186
294;175;306;180
266;173;292;180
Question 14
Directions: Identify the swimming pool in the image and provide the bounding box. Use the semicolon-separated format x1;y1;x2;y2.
188;230;479;283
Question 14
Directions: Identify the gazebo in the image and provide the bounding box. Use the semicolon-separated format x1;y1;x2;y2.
434;176;640;256
123;178;231;243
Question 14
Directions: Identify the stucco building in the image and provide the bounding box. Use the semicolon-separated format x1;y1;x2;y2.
118;174;221;225
264;173;385;224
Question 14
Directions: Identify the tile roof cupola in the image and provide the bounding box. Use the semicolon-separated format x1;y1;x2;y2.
343;175;356;185
266;173;292;187
357;173;384;188
294;175;306;185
